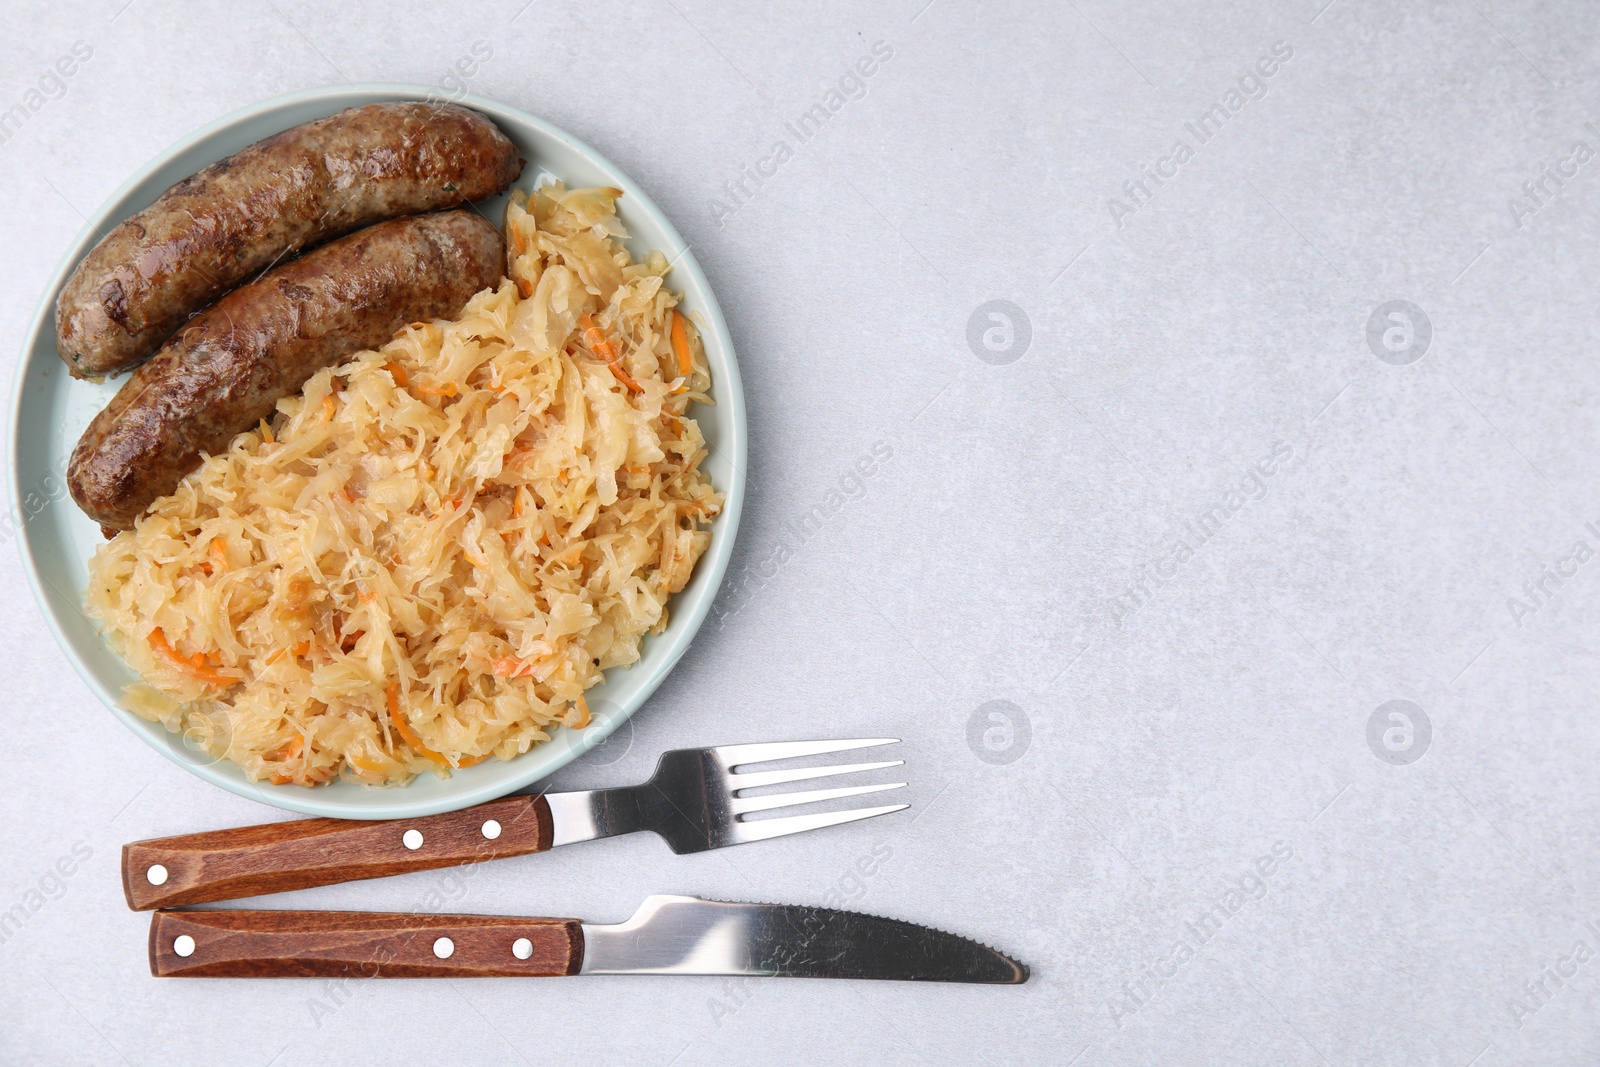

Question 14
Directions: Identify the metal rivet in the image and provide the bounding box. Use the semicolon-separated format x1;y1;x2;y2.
481;819;502;840
512;937;533;960
402;829;424;850
173;935;195;958
433;937;454;959
147;864;169;886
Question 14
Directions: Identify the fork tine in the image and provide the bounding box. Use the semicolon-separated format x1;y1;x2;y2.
730;802;910;844
731;781;906;815
713;737;900;768
730;759;904;791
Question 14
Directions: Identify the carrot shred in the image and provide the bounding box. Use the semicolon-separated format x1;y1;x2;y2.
268;735;306;785
492;656;534;679
511;227;527;258
387;683;448;765
413;382;458;397
209;537;229;573
348;752;387;776
320;394;336;422
579;313;643;393
258;419;274;444
513;485;531;519
148;628;234;687
582;310;617;356
383;362;408;386
670;310;693;379
267;736;303;763
567;694;591;729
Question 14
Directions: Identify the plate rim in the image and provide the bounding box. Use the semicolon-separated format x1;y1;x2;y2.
7;82;746;819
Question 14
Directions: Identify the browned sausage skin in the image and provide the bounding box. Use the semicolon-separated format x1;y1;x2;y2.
55;102;522;379
68;211;506;531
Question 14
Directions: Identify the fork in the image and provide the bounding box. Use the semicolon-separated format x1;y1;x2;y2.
122;738;906;910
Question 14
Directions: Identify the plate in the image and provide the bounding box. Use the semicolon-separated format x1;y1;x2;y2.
8;84;746;820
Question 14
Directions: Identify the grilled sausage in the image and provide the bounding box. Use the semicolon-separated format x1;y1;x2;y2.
68;211;506;531
56;102;522;379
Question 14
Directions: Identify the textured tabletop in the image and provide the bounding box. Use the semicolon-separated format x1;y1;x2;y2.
3;1;1599;1064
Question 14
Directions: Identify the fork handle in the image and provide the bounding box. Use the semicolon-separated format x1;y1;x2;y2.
122;794;554;910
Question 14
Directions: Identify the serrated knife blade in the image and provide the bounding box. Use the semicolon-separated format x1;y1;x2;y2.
580;895;1028;983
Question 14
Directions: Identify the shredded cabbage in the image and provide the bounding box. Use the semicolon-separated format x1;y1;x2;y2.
86;183;720;787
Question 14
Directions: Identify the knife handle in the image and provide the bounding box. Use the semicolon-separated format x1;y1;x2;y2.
150;909;584;977
122;794;554;910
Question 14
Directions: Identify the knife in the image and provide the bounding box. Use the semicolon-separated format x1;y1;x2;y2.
149;895;1029;983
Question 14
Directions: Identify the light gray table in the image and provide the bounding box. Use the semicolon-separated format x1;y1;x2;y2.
4;1;1598;1064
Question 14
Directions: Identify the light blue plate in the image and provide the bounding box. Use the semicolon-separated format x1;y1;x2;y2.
8;84;746;819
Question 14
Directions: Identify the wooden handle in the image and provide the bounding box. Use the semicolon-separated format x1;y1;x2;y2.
122;794;554;909
149;909;584;977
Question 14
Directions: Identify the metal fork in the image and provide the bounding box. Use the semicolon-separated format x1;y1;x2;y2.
121;738;907;910
547;737;907;852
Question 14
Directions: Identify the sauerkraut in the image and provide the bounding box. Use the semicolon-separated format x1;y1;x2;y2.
86;183;720;787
